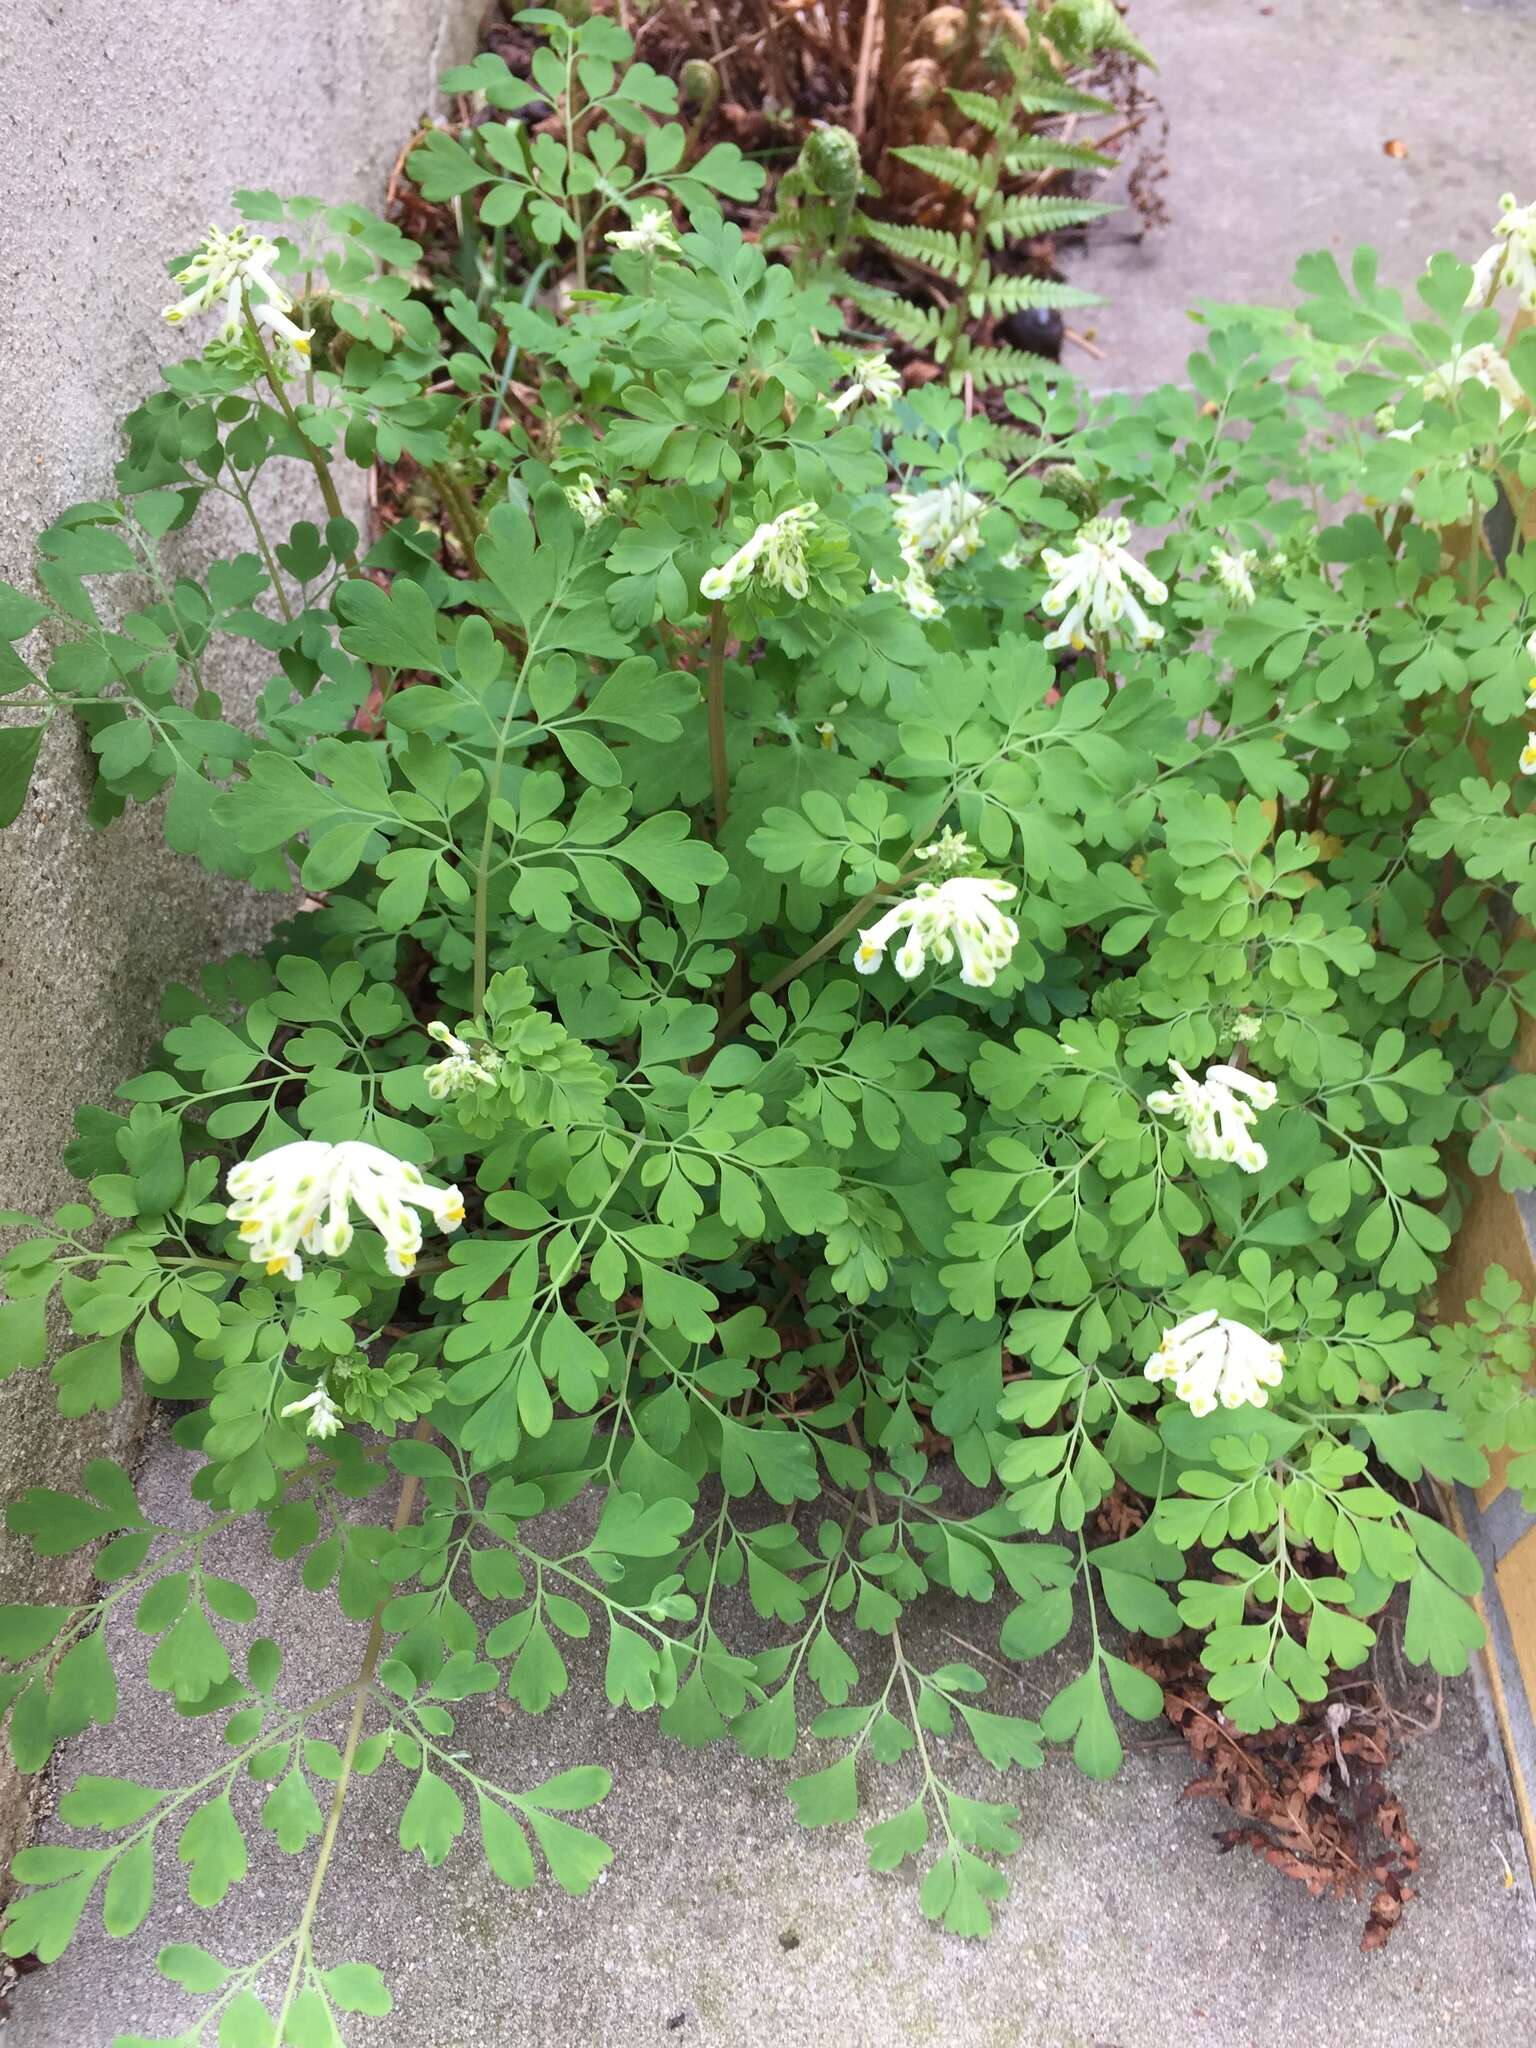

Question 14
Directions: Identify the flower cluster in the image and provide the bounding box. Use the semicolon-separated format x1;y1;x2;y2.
563;474;609;530
896;485;986;572
161;224;312;371
1147;1059;1277;1173
1143;1310;1286;1417
700;504;817;603
1040;516;1168;651
1467;194;1536;310
1418;342;1526;420
828;352;903;417
280;1380;342;1441
854;874;1019;988
916;826;974;873
424;1020;502;1100
870;485;987;620
1209;545;1257;608
606;207;681;258
225;1138;464;1281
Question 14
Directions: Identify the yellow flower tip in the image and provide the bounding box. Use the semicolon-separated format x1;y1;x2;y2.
239;1219;261;1238
265;1256;289;1276
1070;634;1085;651
294;337;311;356
443;1200;464;1227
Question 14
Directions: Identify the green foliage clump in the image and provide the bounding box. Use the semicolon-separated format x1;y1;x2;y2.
2;21;1536;2035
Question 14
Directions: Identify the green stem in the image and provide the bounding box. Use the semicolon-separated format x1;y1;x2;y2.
271;1417;434;2041
705;598;730;838
227;472;294;622
245;315;362;581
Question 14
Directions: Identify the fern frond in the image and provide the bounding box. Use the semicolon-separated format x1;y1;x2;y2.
886;145;994;204
1011;79;1116;117
1002;140;1114;175
953;339;1063;386
836;276;948;349
857;216;973;285
970;272;1100;318
984;421;1048;457
1043;0;1158;70
983;195;1115;243
945;89;1014;136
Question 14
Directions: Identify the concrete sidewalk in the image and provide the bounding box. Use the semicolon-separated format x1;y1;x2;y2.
8;1426;1535;2048
1069;0;1536;392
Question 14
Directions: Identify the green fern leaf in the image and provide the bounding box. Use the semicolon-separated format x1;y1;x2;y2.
1044;0;1158;70
886;146;994;203
951;339;1062;387
857;217;973;285
1011;80;1116;117
972;273;1100;318
983;195;1116;244
1002;140;1114;176
836;277;948;350
945;89;1014;136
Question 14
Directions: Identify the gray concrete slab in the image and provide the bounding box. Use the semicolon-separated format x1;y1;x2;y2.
8;1425;1536;2048
1069;0;1536;391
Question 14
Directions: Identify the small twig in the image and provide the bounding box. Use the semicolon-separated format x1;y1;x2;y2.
851;0;883;137
1063;327;1107;361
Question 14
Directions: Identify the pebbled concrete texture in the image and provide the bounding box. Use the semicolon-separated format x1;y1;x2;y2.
9;1428;1536;2048
0;0;476;1877
1070;0;1536;391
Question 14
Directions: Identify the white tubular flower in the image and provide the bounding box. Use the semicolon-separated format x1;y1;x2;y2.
916;826;974;873
563;473;607;530
893;485;986;571
1418;342;1525;419
162;223;294;341
606;207;681;257
871;544;945;620
1146;1059;1277;1174
424;1019;502;1100
1040;516;1168;652
280;1381;343;1441
854;875;1019;989
815;720;837;750
871;487;987;619
829;352;903;416
254;300;313;360
1520;733;1536;776
1209;545;1257;608
1143;1310;1286;1418
1466;195;1536;310
225;1139;465;1281
700;504;817;603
